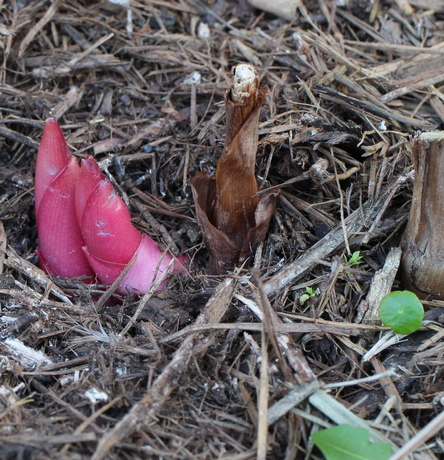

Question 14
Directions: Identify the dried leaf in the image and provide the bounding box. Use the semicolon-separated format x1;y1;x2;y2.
190;172;239;275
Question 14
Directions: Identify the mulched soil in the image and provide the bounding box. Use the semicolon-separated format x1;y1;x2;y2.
1;1;444;459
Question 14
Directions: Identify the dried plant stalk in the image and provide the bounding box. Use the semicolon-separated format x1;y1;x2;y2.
215;65;263;247
191;64;278;275
401;132;444;300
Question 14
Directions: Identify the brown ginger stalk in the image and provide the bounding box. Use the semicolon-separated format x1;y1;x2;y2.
401;132;444;300
215;65;263;247
191;64;278;275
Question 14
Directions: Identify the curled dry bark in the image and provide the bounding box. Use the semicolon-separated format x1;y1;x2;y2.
401;132;444;300
191;64;279;274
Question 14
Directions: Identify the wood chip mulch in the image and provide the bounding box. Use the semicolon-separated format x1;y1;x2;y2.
1;1;443;459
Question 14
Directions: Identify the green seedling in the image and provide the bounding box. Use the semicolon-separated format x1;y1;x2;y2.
379;290;424;335
299;286;319;304
344;251;363;267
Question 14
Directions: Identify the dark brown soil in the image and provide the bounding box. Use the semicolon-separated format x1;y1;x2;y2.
1;1;443;459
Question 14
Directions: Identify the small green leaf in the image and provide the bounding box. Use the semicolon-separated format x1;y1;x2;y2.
344;251;363;267
379;290;424;335
312;425;391;460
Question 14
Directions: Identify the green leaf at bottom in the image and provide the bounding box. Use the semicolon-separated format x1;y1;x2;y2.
312;424;391;460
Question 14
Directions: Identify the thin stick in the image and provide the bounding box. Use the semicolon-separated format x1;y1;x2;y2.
256;325;269;460
92;277;237;460
18;3;58;58
263;176;407;297
389;410;444;460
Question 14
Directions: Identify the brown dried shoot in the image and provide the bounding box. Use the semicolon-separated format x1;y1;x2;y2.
191;64;278;274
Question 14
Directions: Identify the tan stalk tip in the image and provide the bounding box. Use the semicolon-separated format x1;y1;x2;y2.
231;64;258;103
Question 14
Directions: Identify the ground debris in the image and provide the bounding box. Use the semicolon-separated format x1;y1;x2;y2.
0;1;443;459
